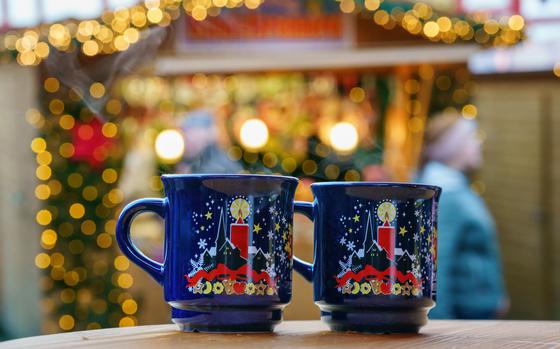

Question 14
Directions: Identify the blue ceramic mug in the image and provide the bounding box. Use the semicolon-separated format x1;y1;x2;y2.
293;182;441;333
116;174;309;332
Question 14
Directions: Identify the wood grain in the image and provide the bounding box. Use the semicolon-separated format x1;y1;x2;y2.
3;320;560;349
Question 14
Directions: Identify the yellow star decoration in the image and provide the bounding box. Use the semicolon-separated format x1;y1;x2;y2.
275;223;280;232
399;226;408;236
348;228;353;233
420;225;426;234
353;215;360;222
285;241;291;255
430;243;436;256
205;211;212;220
253;223;262;234
282;231;288;241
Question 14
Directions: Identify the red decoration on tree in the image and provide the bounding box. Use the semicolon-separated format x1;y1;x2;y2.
71;118;115;168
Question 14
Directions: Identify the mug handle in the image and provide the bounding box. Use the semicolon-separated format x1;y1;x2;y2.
116;198;166;285
293;201;314;282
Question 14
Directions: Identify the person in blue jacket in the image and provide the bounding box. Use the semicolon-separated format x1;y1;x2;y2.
416;112;508;319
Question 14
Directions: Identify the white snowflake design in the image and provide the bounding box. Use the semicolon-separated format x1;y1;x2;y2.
197;239;207;250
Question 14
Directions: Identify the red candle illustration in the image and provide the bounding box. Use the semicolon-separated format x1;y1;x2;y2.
376;202;396;260
229;198;251;259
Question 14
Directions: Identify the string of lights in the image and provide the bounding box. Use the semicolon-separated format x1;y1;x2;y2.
0;0;524;67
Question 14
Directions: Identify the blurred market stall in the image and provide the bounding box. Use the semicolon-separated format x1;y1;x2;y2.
0;0;549;340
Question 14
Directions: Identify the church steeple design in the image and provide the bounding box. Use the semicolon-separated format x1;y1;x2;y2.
186;196;287;297
214;208;228;251
335;202;422;297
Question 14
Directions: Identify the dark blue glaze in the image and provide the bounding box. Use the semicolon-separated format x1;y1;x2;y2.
117;174;301;332
293;182;441;333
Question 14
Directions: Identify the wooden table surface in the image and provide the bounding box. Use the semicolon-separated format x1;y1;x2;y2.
3;320;560;349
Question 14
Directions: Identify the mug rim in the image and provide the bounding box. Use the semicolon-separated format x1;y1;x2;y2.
161;173;299;183
311;181;441;192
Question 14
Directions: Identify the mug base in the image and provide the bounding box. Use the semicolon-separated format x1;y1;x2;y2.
170;305;282;333
319;306;429;334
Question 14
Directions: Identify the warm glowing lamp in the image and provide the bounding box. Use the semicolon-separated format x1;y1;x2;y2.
329;122;358;153
239;119;269;150
155;129;185;163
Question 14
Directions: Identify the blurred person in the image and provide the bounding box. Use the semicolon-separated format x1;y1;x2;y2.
177;109;242;174
415;112;507;319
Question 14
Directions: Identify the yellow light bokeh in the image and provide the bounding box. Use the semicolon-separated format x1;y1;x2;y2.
48;180;63;196
462;104;478;119
423;21;439;38
114;256;130;271
97;233;113;248
50;252;65;267
349;87;366;103
82;40;100;56
117;273;134;289
119;316;135;327
59;315;75;331
339;0;355;14
102;168;118;183
59;143;75;158
59;114;75;130
191;6;208;21
31;137;47;153
364;0;380;11
239;119;269;150
90;82;106;98
325;164;340;179
83;186;99;201
102;122;118;138
60;288;76;303
508;15;525;31
154;129;185;162
344;169;361;181
329;122;359;153
49;99;65;115
147;8;164;23
302;159;318;175
437;17;452;32
41;229;58;246
36;165;52;180
36;209;53;226
63;271;79;286
123;28;140;44
122;299;138;315
35;253;51;269
36;151;52;165
81;220;96;235
35;184;51;200
281;157;297;173
44;77;60;93
69;203;86;219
